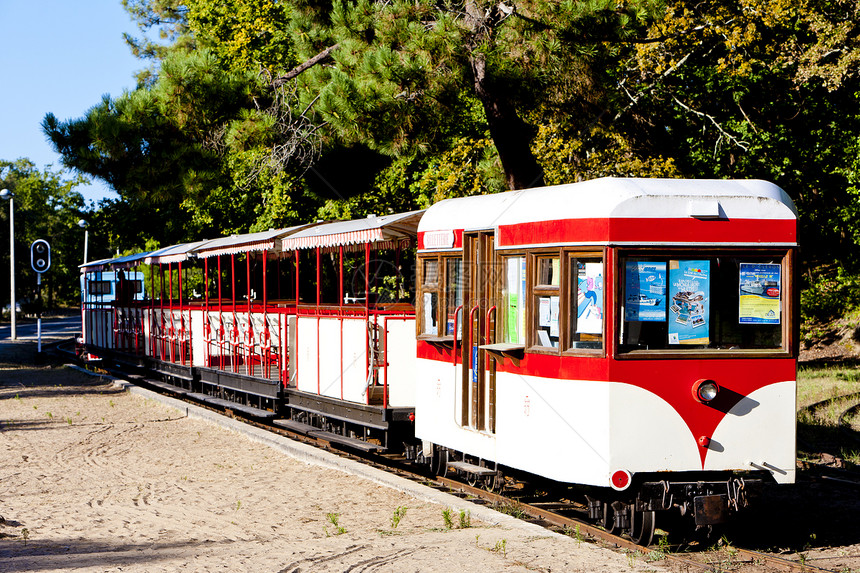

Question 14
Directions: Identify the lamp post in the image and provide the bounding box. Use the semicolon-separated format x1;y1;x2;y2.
1;188;15;340
78;219;89;264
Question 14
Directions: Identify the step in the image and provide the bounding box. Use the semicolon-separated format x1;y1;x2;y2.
272;419;383;452
187;393;277;419
447;461;498;476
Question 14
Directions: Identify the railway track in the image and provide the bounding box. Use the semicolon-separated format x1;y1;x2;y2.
47;341;844;573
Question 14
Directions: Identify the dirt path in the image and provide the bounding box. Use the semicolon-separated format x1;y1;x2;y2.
0;340;658;572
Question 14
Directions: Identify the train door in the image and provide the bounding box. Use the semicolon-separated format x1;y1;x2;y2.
460;231;499;433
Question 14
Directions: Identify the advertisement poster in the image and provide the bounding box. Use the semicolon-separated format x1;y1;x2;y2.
739;263;781;324
668;260;710;345
625;261;667;322
576;262;603;334
505;257;526;344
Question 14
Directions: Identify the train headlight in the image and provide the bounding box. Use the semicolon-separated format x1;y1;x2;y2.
693;379;719;403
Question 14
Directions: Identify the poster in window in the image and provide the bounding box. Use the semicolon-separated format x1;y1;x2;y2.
625;261;667;322
668;260;710;345
576;262;604;334
739;263;781;324
505;257;526;344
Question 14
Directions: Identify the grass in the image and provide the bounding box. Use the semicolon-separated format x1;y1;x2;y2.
797;364;860;465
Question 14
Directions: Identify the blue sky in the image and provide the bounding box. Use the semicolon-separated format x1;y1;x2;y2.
0;0;144;204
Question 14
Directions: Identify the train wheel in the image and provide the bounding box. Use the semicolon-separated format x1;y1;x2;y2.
630;509;656;546
431;448;449;477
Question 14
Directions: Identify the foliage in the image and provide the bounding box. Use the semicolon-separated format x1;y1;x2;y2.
31;0;860;327
0;160;88;306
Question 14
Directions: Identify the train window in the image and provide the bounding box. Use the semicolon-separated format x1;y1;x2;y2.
88;281;112;295
445;258;464;336
532;256;560;349
569;256;604;350
502;256;526;344
619;252;788;353
419;258;440;335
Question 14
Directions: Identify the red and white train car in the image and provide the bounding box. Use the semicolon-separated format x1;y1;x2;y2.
414;177;797;541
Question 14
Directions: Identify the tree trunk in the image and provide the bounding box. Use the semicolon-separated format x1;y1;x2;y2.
470;53;544;190
465;2;544;190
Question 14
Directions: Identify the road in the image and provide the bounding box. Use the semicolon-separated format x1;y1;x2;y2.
0;315;81;342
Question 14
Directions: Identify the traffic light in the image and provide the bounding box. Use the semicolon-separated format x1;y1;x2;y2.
30;239;51;274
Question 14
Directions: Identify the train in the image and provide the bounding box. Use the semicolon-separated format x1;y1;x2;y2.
80;177;798;544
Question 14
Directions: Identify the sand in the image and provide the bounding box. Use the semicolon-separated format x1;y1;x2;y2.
0;341;660;572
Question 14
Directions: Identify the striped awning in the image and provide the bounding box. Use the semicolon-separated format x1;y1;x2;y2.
281;210;424;251
144;240;212;265
192;226;308;258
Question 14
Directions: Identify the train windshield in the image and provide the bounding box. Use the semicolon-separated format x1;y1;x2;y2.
618;250;791;353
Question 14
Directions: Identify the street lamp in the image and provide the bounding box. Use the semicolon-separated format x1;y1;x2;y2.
1;188;15;340
78;219;89;264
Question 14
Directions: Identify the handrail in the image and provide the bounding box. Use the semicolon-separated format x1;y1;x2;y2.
452;304;463;366
485;305;497;368
467;305;479;370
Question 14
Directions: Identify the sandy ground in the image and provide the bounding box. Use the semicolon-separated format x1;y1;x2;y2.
0;340;662;573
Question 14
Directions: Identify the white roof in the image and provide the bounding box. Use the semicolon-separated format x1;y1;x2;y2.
192;226;308;258
144;240;212;265
281;210;424;251
419;178;797;234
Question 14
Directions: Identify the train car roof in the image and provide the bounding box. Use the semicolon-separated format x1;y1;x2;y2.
191;225;310;258
418;177;798;250
281;210;424;251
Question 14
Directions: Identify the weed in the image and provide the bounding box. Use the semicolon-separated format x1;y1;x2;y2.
324;512;346;536
20;528;29;545
495;500;527;519
235;500;241;511
458;509;471;529
492;539;507;557
442;508;454;529
46;412;52;419
14;393;20;401
390;506;407;529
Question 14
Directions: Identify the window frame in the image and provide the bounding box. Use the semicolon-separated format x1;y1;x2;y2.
416;253;465;341
614;247;796;359
527;249;562;354
562;250;606;356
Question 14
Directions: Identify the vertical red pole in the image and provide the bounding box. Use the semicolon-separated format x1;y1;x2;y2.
231;253;237;372
160;264;165;360
169;262;175;362
316;246;320;395
218;254;224;370
294;249;300;388
365;242;370;403
263;250;269;378
204;256;209;367
150;265;156;356
246;253;252;376
339;244;344;400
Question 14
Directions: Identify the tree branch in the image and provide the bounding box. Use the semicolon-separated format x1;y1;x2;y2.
274;44;340;85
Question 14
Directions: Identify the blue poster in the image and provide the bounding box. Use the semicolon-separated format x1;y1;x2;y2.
668;260;710;345
739;263;781;324
625;261;667;322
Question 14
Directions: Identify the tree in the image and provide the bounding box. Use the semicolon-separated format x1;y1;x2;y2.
0;160;87;307
622;0;860;270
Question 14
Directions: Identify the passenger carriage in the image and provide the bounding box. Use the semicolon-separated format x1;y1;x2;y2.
80;211;423;451
414;177;797;541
